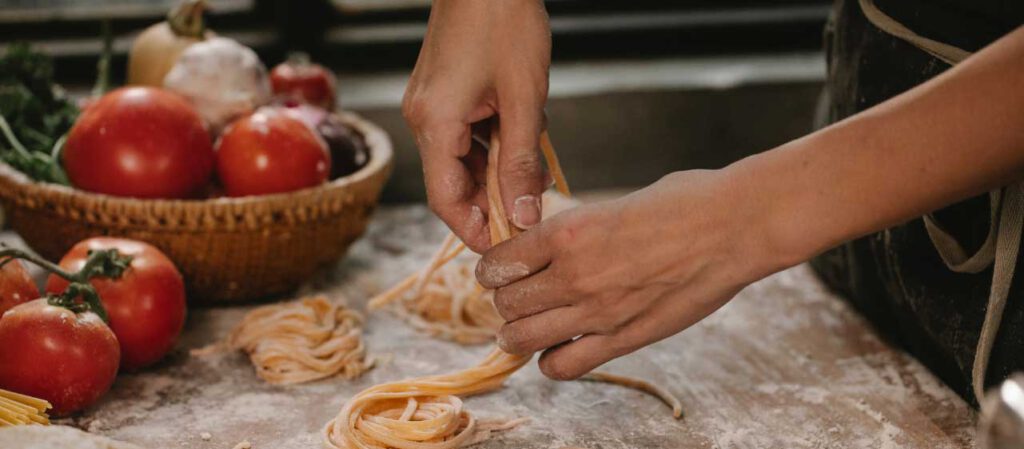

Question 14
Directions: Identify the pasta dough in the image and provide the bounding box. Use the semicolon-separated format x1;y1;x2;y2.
227;295;373;385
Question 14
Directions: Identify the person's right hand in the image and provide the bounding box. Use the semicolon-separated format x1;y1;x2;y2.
402;0;552;252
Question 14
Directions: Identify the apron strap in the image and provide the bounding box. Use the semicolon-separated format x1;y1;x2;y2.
976;185;1024;400
923;191;999;274
858;0;1021;401
858;0;972;64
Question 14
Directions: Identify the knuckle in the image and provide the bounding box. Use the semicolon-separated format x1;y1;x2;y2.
548;217;582;252
607;329;644;358
502;151;543;182
400;93;425;125
561;265;594;297
566;276;589;296
590;306;624;335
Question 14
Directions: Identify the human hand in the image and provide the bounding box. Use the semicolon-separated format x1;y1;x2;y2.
402;0;551;252
475;170;796;379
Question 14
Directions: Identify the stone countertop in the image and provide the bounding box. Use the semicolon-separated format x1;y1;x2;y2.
3;203;976;449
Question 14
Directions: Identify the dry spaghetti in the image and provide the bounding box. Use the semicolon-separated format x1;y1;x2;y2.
227;296;373;385
0;388;50;427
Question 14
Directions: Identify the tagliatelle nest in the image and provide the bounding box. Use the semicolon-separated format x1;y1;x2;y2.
200;295;374;385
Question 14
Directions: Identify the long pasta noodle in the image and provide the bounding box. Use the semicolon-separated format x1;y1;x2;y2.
367;194;580;344
324;126;680;449
0;388;50;427
225;296;373;385
368;235;500;345
579;372;683;419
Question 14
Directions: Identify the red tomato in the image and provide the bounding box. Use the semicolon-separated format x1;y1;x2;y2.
216;108;331;196
46;238;186;371
0;299;120;416
0;258;39;317
64;86;215;199
270;56;337;109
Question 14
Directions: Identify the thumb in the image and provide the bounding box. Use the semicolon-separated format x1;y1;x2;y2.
497;106;546;230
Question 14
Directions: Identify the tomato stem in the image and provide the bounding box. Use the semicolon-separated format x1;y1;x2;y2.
286;51;313;67
0;245;132;323
0;247;75;280
46;283;109;323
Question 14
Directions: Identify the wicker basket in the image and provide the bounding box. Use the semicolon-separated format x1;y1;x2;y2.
0;111;393;304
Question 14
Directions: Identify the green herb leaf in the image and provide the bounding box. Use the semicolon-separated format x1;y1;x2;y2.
0;42;79;184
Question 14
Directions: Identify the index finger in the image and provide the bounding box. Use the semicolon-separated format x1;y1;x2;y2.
416;122;492;252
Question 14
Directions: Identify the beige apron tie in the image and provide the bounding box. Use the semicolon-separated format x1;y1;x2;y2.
859;0;1022;401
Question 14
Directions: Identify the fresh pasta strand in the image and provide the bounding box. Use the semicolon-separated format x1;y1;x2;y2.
580;372;683;419
322;122;534;449
324;126;681;449
226;295;373;385
0;388;50;427
323;348;531;449
367;193;583;345
368;234;500;345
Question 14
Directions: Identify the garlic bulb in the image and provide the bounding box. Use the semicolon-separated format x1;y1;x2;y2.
127;0;212;86
163;37;271;134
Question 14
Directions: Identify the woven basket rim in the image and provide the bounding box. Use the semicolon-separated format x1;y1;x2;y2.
0;110;393;222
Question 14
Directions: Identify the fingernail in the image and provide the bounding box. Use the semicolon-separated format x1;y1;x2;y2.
467;205;485;229
512;195;541;229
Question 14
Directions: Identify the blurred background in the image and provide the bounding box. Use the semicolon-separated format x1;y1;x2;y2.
0;0;830;202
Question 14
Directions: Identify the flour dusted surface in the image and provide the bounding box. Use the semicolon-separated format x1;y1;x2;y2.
0;204;972;449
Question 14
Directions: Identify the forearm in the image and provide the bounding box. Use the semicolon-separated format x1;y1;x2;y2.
728;26;1024;269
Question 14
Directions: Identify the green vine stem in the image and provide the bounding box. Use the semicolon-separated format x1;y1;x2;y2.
0;245;133;323
92;19;114;98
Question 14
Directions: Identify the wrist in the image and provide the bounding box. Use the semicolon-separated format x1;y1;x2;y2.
637;168;794;288
716;152;819;278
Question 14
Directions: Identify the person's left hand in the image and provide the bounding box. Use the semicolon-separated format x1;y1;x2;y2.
475;169;794;379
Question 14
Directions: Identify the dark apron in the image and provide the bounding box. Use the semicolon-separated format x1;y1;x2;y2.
811;0;1024;405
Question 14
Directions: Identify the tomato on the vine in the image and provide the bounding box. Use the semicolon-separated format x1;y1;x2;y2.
46;238;186;371
63;86;215;199
216;107;331;197
0;299;120;416
0;257;39;317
